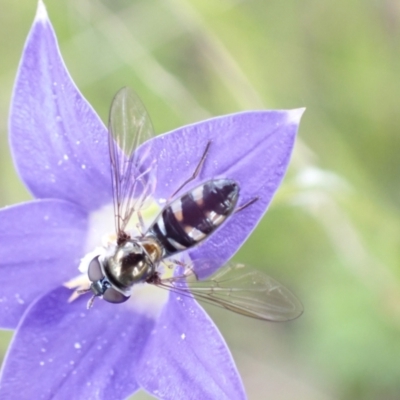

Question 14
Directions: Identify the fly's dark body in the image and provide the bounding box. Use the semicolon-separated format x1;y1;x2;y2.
148;179;239;257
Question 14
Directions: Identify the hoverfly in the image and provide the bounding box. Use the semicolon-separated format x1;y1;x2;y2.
77;87;303;322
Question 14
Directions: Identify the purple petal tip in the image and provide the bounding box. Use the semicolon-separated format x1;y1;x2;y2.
35;0;48;23
287;107;306;125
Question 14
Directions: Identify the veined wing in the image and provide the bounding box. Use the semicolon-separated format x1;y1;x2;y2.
158;263;303;322
108;87;157;236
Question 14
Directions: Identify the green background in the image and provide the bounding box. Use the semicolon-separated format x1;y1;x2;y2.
1;0;400;399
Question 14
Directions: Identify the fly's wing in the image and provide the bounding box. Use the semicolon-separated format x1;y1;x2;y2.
159;263;303;322
108;87;157;235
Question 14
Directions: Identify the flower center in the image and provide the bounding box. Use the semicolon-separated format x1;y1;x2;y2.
65;200;170;318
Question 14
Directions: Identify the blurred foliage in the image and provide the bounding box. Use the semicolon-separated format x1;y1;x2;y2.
1;0;400;399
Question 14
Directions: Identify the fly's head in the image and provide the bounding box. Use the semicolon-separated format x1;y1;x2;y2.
87;238;161;304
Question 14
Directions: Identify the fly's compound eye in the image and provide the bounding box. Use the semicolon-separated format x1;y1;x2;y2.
88;257;104;282
88;256;129;303
103;287;130;304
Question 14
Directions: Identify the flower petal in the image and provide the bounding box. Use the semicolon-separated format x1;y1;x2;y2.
0;199;87;329
0;286;155;400
145;109;303;277
10;1;112;212
136;292;246;400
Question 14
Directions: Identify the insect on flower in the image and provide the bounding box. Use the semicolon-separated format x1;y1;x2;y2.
72;87;303;322
0;3;306;398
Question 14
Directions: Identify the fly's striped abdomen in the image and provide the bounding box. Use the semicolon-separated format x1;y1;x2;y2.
147;179;239;256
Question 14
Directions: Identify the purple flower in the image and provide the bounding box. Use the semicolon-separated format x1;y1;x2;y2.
0;1;304;399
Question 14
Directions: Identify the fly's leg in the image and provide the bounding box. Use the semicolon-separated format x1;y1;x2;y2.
235;196;259;214
136;211;146;236
168;141;211;201
166;258;191;269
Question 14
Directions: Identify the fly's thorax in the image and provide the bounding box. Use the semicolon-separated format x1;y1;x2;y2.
103;238;161;292
140;236;164;263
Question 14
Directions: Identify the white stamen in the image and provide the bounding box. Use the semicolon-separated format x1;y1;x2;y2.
83;203;115;253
